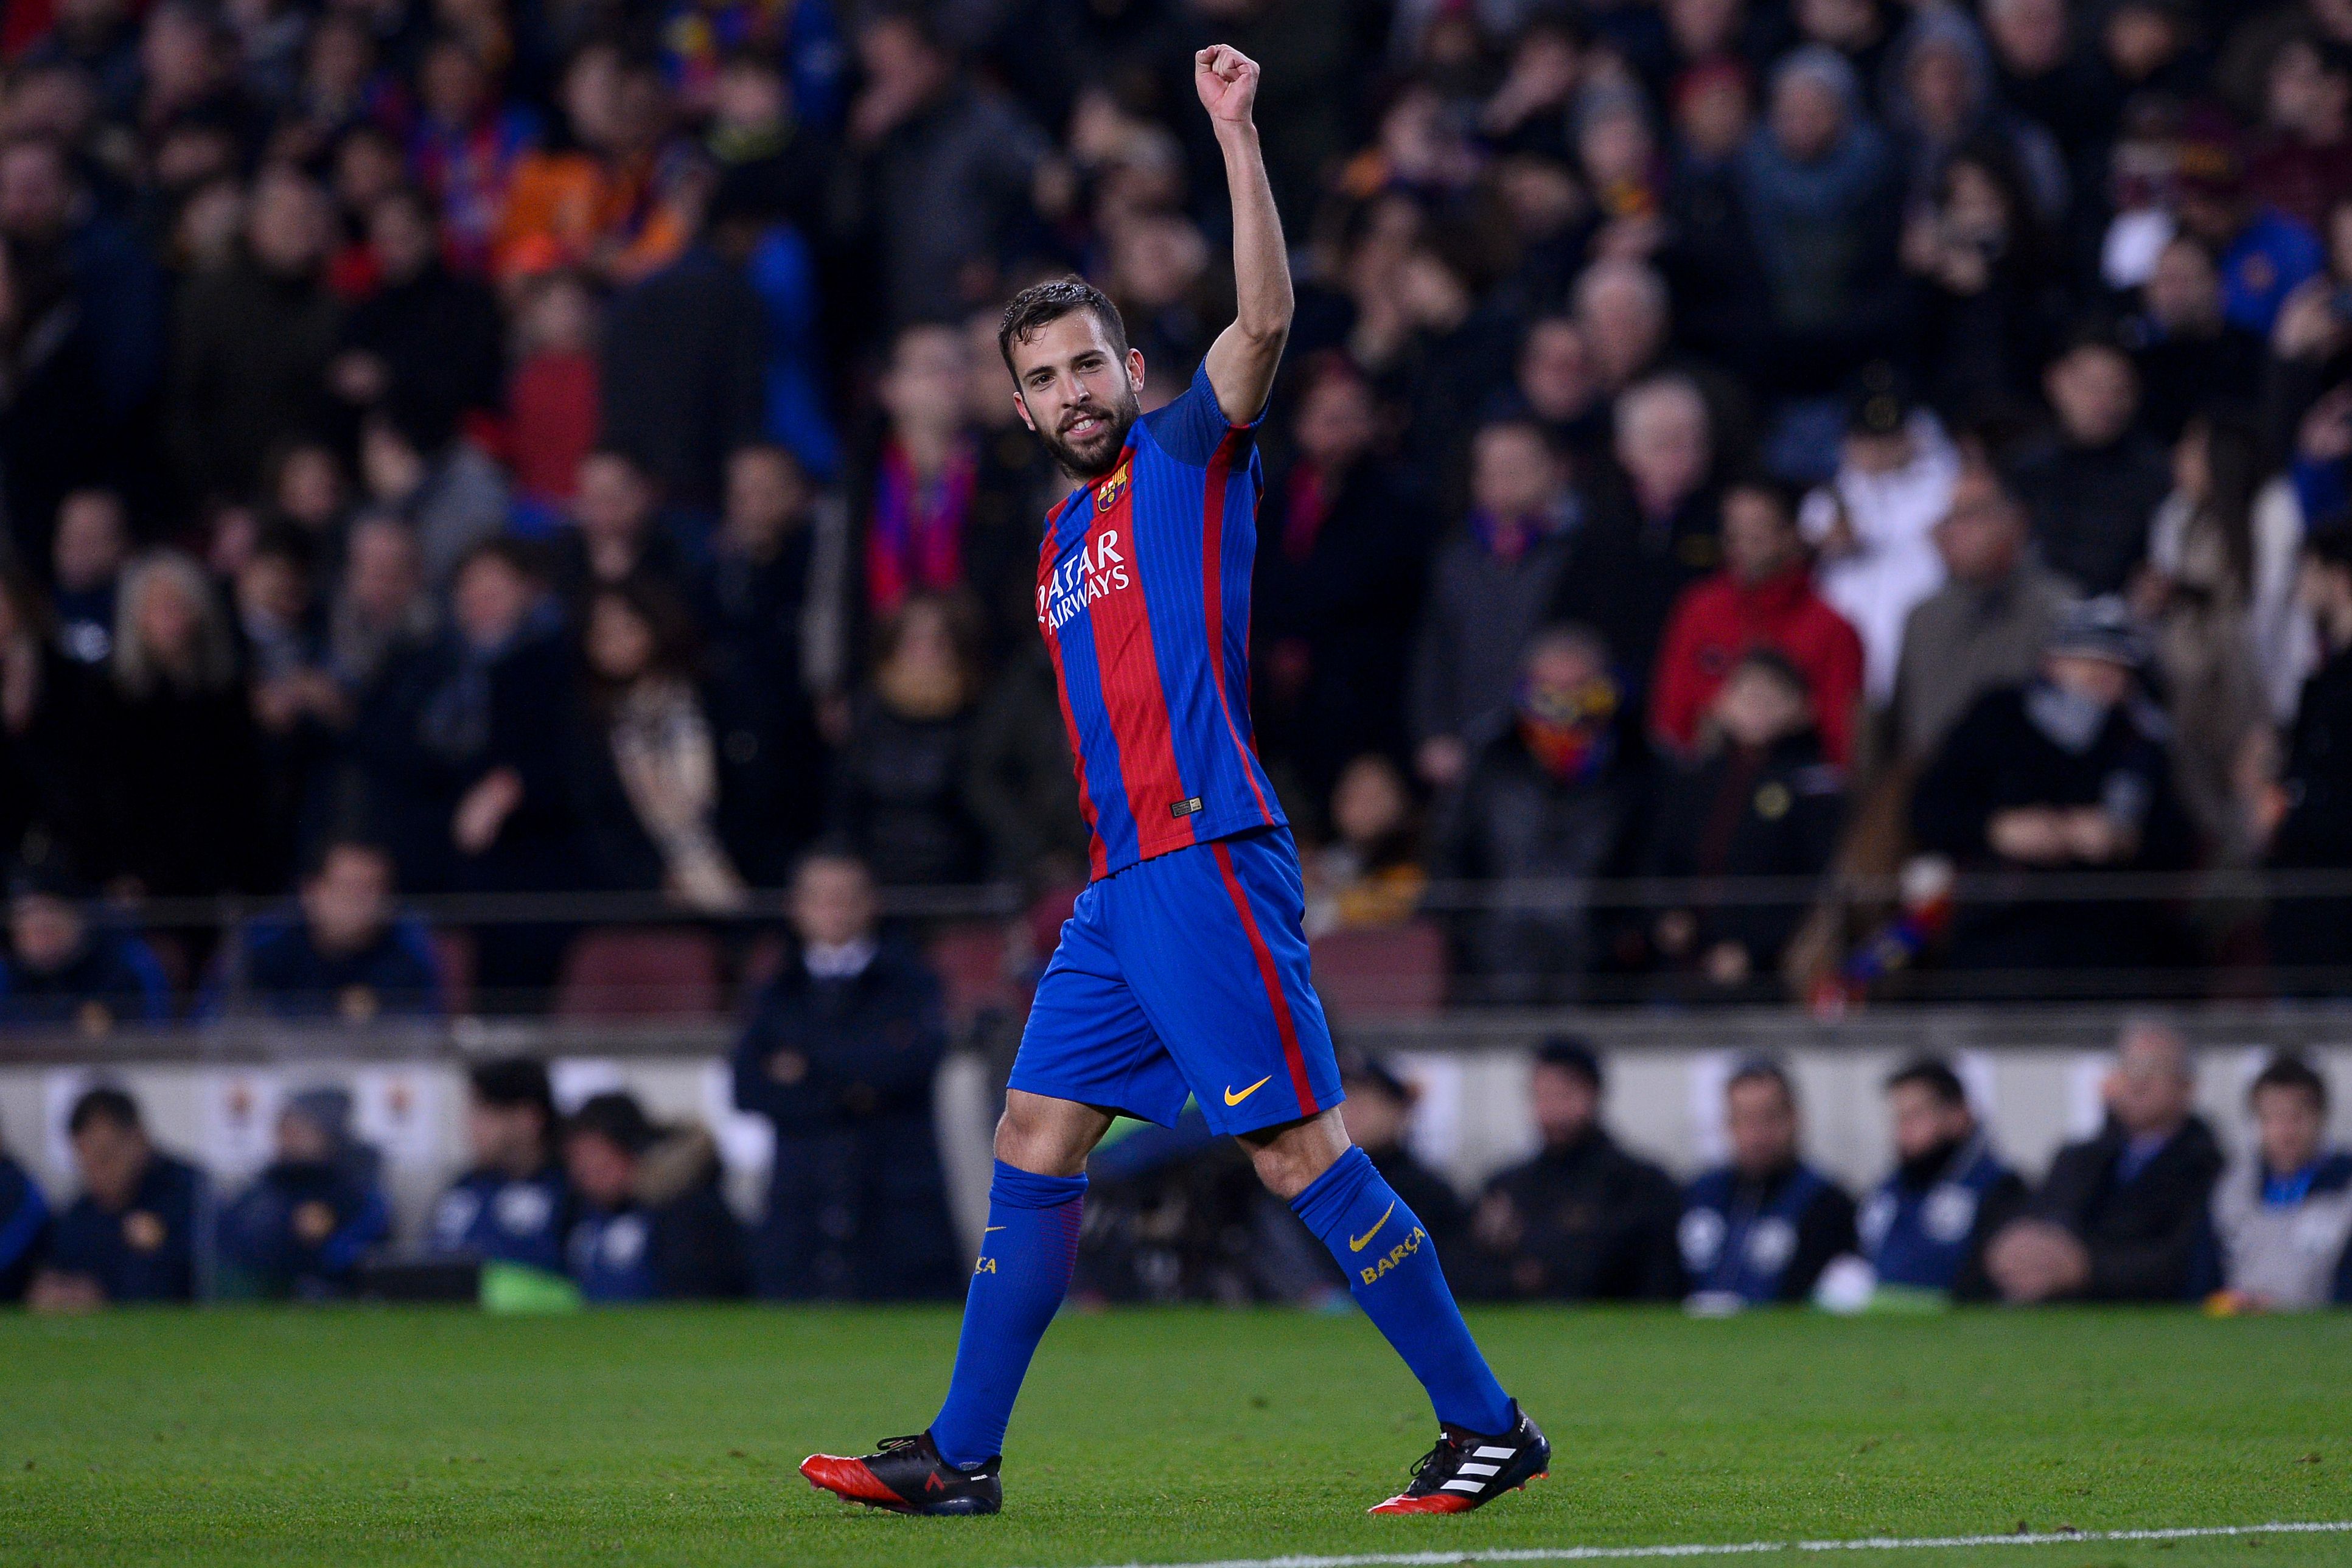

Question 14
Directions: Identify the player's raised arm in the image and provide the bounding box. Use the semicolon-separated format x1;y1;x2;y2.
1196;44;1292;426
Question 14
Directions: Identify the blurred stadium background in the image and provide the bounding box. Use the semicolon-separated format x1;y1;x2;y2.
3;0;2352;1328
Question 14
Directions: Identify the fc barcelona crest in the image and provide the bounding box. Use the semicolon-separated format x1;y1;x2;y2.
1096;464;1129;510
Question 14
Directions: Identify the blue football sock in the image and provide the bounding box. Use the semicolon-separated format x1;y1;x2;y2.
1291;1146;1513;1434
929;1160;1087;1469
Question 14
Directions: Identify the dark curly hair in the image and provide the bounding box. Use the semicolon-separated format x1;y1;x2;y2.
997;276;1129;374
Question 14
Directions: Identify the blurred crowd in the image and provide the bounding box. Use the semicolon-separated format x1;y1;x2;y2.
7;1007;2347;1310
8;0;2352;1015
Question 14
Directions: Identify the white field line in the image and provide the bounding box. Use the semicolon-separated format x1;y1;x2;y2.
1045;1518;2352;1568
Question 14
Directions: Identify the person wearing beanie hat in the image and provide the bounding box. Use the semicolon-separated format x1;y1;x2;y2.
560;1091;748;1302
217;1085;393;1299
1911;593;2195;982
1467;1037;1682;1301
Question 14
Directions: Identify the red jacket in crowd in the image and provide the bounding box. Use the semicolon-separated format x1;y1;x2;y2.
1647;562;1866;764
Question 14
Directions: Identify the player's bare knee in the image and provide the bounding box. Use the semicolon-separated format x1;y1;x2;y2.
1242;1109;1350;1200
993;1092;1100;1177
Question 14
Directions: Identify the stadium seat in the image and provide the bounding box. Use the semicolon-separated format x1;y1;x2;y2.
929;921;1019;1027
430;929;476;1017
1309;921;1447;1020
554;927;724;1020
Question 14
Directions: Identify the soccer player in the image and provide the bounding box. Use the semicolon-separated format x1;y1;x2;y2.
800;44;1547;1519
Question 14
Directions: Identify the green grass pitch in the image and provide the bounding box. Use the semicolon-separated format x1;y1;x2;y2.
2;1305;2348;1567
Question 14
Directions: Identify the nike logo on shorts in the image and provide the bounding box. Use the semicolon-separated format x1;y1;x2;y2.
1224;1075;1272;1107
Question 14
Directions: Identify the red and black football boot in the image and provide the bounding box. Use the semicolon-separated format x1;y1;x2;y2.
800;1432;1002;1516
1367;1402;1550;1515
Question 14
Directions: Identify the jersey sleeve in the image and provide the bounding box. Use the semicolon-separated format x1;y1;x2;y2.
1142;359;1265;469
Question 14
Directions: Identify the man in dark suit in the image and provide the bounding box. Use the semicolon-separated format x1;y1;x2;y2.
1984;1020;2222;1301
731;849;957;1300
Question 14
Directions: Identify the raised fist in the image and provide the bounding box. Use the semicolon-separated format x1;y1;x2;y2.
1194;44;1260;126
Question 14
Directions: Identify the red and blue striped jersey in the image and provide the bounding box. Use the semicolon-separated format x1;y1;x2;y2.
1036;362;1286;880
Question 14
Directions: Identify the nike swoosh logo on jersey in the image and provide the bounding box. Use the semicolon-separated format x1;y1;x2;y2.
1224;1075;1272;1107
1349;1201;1397;1252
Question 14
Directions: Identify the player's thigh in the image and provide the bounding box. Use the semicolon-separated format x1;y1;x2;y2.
1007;888;1193;1132
1109;828;1344;1137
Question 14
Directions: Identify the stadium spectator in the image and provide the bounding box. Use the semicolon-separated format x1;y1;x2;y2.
553;448;689;602
427;1056;570;1275
595;170;778;512
0;1120;49;1301
1984;1020;2222;1303
0;565;105;872
2007;331;2171;598
843;10;1049;329
571;580;745;909
1680;1058;1857;1306
1434;627;1644;1004
405;34;540;276
1855;1058;2026;1300
1470;1037;1683;1301
355;408;511;591
2208;1053;2352;1309
203;841;441;1021
1300;754;1427;938
1911;597;2195;979
1589;374;1723;674
2126;235;2266;447
1408;418;1597;791
697;443;828;886
1644;650;1846;995
102;551;268;897
1647;480;1864;764
1898;141;2068;428
560;1091;748;1302
2261;522;2352;980
354;538;578;1002
2171;124;2323;338
1736;47;1902;399
828;593;986;887
1331;1052;1467;1264
166;162;341;505
326;514;436;694
1255;358;1432;807
505;271;602;511
851;322;988;636
0;857;168;1031
0;137;113;567
332;184;504;453
730;849;957;1299
493;42;693;287
29;1086;205;1308
2140;416;2295;852
49;487;128;666
216;1086;391;1299
1889;459;2076;762
1798;378;1959;709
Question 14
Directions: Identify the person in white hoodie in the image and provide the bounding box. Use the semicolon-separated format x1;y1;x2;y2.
1799;374;1961;713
